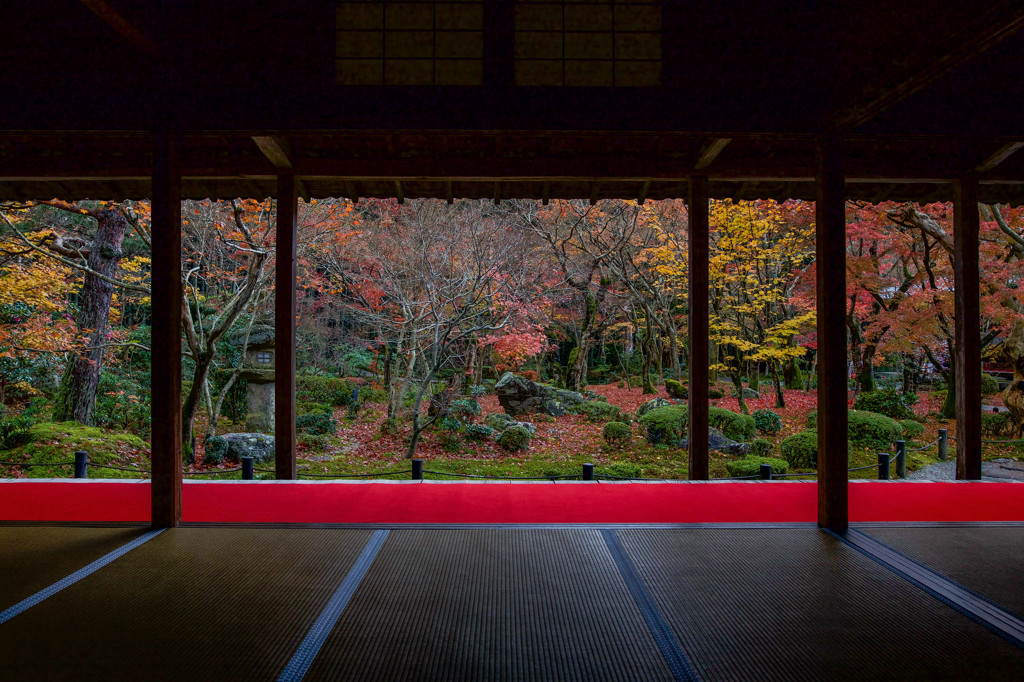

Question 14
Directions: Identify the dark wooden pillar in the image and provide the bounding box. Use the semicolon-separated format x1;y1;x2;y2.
687;175;710;480
275;173;298;480
151;131;183;528
954;176;982;480
815;135;848;532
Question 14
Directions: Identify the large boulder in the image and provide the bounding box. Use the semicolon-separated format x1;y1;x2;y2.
221;433;275;464
495;372;585;417
680;427;750;455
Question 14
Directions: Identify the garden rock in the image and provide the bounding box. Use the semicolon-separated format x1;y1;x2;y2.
680;427;750;455
221;433;275;464
735;388;760;399
636;398;672;418
495;372;585;416
508;421;537;436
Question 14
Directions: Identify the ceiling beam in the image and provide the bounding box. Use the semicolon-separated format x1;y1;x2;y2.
694;138;731;170
830;3;1024;130
78;0;157;55
638;179;651;205
976;142;1024;172
252;136;294;171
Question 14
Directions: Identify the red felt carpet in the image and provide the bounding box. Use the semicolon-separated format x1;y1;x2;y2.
1;480;1022;524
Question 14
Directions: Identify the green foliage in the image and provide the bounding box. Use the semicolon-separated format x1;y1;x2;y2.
497;425;532;451
337;347;374;375
638;405;688;445
296;376;355;407
299;433;332;450
749;438;774;458
708;387;725;399
899;419;925;440
847;410;903;449
450;398;482;421
708;406;756;441
781;430;818;468
570;401;622;423
297;401;332;415
725;456;789;477
465;424;495;441
853;388;918;420
602;421;632;444
0;413;34;450
92;372;150;437
806;410;817;429
665;379;688;399
485;412;514;431
752;408;783;435
980;373;1001;397
628;375;643;388
204;435;228;465
981;411;1012;437
5;422;149;478
295;412;338;436
437;416;462;432
359;386;389;403
469;384;487;398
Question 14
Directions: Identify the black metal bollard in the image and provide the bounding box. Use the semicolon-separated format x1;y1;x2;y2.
759;463;772;480
938;429;948;461
74;451;88;479
878;453;890;480
583;463;594;480
412;459;423;480
242;456;254;480
895;440;907;479
352;387;359;404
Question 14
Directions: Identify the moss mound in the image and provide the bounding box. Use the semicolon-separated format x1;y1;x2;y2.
2;422;150;478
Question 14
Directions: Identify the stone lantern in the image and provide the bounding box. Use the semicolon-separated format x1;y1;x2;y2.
240;330;275;432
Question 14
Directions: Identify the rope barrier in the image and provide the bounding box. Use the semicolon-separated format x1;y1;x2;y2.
906;438;940;452
423;469;581;480
184;467;242;476
88;463;151;474
0;460;75;467
297;470;410;479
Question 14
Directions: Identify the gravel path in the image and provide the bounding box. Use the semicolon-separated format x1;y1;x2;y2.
906;459;1024;481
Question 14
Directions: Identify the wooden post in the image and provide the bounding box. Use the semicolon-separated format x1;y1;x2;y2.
687;175;710;480
816;135;848;532
954;176;982;480
150;131;183;528
275;173;298;480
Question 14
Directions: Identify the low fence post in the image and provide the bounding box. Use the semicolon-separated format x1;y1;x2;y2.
412;459;423;480
242;456;254;480
938;429;948;461
759;463;772;480
74;451;88;479
895;440;907;479
582;463;594;481
878;453;890;480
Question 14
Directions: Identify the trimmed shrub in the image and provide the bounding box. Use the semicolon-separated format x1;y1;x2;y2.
628;375;643;388
981;373;1000;397
0;415;34;450
636;398;672;418
708;406;756;442
708;387;725;399
603;421;632;444
981;411;1012;437
450;397;482;422
465;424;495;441
485;412;514;431
725;456;790;477
638;405;688;445
469;384;487;398
749;438;774;458
781;430;818;468
297;401;332;415
203;435;228;465
497;425;532;452
295;412;337;436
853;388;918;420
571;401;621;423
752;408;783;435
296;376;355;406
806;410;817;429
847;410;903;449
359;386;389;403
899;419;925;440
665;379;688;399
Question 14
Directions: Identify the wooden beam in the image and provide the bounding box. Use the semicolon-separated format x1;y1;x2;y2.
344;180;359;204
831;4;1024;129
541;182;550;206
687;175;710;481
815;134;848;532
694;138;731;170
275;173;298;481
494;181;502;206
445;180;454;205
252;136;293;171
589;182;599;206
976;142;1024;172
954;176;982;480
150;131;182;528
638;179;651;205
394;181;405;204
79;0;157;55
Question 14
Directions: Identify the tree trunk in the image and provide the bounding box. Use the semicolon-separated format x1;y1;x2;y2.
1003;319;1024;438
641;317;656;394
748;360;760;391
731;370;747;415
857;343;878;393
566;292;597;391
770;362;786;408
52;209;129;424
940;349;957;419
783;349;804;389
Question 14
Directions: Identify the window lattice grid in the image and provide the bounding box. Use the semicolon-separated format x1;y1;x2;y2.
514;0;662;87
336;1;484;85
